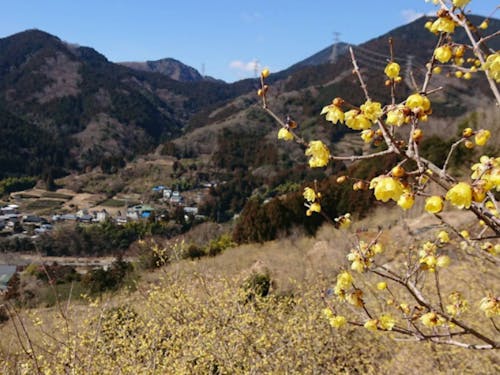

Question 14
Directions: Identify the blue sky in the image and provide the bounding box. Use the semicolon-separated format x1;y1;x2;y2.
0;0;497;82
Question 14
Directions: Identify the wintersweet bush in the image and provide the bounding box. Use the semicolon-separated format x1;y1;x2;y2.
257;0;499;350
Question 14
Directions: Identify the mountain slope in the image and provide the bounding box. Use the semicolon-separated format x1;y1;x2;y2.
0;30;256;178
120;58;204;82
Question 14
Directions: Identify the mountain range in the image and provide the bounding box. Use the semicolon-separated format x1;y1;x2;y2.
0;15;498;180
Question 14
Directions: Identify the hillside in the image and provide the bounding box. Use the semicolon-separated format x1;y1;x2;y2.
0;30;255;178
119;57;205;82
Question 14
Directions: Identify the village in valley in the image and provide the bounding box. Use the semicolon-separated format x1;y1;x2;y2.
0;178;214;289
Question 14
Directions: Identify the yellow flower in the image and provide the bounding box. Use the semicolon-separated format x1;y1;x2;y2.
399;303;410;315
460;230;470;239
345;110;372;130
305;140;330;168
370;176;404;202
445;182;472;209
336;271;353;290
434;45;453;63
386;107;405;126
322;307;334;319
346;290;364;307
261;68;270;78
384;62;401;79
364;319;378;331
303;187;317;203
360;130;374;143
437;230;450;243
329;315;347;328
479;20;489;30
379;314;396;330
474;129;491;146
376;281;387;291
371;243;383;254
425;196;444;214
479;295;500;318
482;53;500;82
321;104;345;124
360;100;383;122
397;192;415;210
432;17;456;34
420;312;446;327
335;213;352;229
452;0;471;7
306;202;321;216
437;255;450;268
277;128;294;141
406;93;431;113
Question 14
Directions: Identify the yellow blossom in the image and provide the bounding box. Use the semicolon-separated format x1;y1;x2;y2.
386;106;406;126
474;130;491;146
399;303;410;315
321;104;345;124
322;308;334;319
335;213;352;229
453;0;470;7
261;68;270;78
364;319;378;331
360;100;383;122
303;187;317;203
379;314;396;330
445;182;472;209
397;192;415;210
479;295;500;318
336;271;353;290
425;196;444;214
479;20;489;30
482;52;500;82
345;110;372;130
306;202;321;216
406;93;431;113
434;45;453;63
384;62;400;79
437;230;450;243
460;230;470;239
346;290;364;307
305;140;330;168
329;315;348;328
370;176;404;202
277;128;294;141
360;130;374;143
437;255;451;268
420;311;446;327
431;17;456;33
377;282;387;291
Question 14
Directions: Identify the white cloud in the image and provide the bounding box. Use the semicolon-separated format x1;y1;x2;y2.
401;9;426;22
229;59;261;73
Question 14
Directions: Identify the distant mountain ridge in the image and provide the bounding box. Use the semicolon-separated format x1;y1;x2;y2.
119;58;205;82
0;14;498;180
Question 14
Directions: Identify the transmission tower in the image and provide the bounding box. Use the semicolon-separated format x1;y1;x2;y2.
253;59;260;78
330;32;341;63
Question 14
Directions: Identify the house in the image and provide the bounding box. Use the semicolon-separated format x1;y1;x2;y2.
95;209;109;222
127;204;155;220
163;188;173;199
0;265;17;292
152;185;166;192
183;207;198;215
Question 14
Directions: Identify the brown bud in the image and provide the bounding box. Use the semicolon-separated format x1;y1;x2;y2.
336;175;347;184
332;97;344;107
